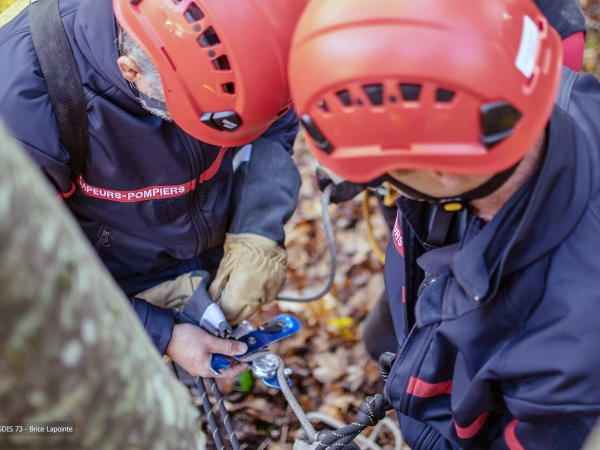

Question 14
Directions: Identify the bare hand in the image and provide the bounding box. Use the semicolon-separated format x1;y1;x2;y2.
165;324;249;379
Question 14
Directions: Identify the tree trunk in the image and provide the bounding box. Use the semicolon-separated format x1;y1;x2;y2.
0;122;204;449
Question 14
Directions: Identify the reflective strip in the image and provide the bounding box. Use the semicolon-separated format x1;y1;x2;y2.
406;376;452;397
75;146;229;202
455;413;489;440
232;144;252;171
77;175;196;202
504;419;525;450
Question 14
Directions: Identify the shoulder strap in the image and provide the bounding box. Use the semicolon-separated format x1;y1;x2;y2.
556;66;577;113
425;207;453;248
29;0;89;180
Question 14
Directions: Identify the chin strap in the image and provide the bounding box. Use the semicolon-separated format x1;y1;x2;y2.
381;162;519;212
128;81;169;111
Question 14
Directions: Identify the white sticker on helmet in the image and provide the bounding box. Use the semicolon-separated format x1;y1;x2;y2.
515;15;539;78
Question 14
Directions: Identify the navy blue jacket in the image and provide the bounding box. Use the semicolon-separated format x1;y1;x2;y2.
0;0;301;354
384;68;600;449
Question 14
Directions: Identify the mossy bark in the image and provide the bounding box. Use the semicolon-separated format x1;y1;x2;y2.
0;122;203;449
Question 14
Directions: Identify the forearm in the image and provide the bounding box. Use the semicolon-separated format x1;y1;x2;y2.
258;108;299;155
228;137;301;246
130;297;175;355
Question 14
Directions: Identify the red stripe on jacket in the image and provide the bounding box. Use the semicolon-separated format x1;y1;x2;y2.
504;419;525;450
58;181;77;200
72;146;228;203
406;377;452;397
455;413;489;440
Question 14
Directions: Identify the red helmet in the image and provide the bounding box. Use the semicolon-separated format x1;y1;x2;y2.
114;0;307;146
289;0;562;183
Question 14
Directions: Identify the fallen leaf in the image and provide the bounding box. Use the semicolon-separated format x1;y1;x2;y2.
312;347;349;383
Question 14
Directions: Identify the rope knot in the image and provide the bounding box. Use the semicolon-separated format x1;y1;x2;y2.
358;395;391;424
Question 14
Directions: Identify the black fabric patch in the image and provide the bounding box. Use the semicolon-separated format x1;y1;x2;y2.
551;415;592;450
152;196;188;226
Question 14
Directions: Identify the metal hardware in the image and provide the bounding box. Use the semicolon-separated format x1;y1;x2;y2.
210;314;301;375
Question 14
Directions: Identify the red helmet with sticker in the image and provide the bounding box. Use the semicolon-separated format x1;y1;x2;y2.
289;0;562;183
114;0;307;146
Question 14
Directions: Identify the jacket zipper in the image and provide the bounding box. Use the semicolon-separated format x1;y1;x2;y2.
175;126;211;253
399;325;435;414
94;227;112;250
419;427;438;450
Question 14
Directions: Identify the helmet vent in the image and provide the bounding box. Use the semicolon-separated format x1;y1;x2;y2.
184;3;204;23
221;82;235;94
400;84;421;101
300;115;334;154
276;101;292;117
436;88;455;102
336;90;352;106
318;100;329;112
363;84;383;105
480;101;522;148
198;27;220;47
212;55;231;70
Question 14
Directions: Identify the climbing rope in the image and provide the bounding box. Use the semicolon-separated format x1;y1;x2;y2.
239;353;400;450
196;377;232;450
276;184;337;303
313;394;394;449
305;412;403;450
362;189;386;265
195;346;400;449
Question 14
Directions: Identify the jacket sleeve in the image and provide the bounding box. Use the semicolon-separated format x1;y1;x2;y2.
398;414;456;450
130;297;175;355
487;357;599;449
227;131;302;246
487;286;600;450
486;412;595;450
257;108;299;155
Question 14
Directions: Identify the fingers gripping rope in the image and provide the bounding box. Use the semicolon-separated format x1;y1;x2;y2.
315;395;393;449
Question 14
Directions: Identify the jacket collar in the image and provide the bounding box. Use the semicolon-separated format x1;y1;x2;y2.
400;105;590;317
452;105;590;303
72;0;138;102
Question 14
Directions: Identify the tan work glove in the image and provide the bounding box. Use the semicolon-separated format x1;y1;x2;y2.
135;271;204;310
209;233;287;324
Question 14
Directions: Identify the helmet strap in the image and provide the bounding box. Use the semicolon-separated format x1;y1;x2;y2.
128;81;168;112
381;162;519;212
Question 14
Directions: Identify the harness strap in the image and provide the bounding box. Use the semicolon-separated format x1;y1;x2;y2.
556;66;577;112
29;0;89;180
425;207;454;248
